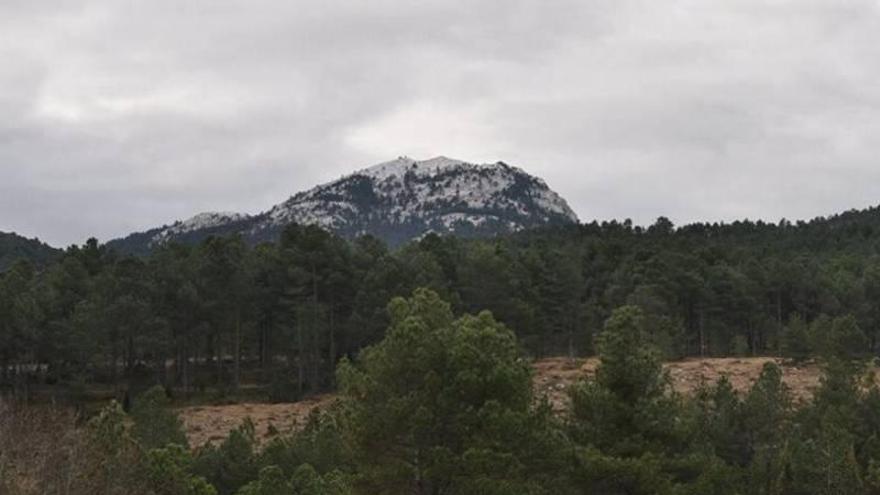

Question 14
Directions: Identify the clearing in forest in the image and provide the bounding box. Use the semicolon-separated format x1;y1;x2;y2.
179;356;854;448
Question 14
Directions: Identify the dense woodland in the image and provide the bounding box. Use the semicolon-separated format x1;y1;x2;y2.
4;289;880;494
5;208;880;493
5;207;880;399
0;232;58;272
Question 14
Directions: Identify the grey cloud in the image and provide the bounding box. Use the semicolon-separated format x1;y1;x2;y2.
2;0;880;245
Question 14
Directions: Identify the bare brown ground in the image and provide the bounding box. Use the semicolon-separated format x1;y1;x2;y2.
179;357;875;448
179;394;336;448
532;356;837;411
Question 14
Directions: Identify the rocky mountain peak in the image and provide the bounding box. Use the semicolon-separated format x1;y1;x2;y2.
109;156;578;253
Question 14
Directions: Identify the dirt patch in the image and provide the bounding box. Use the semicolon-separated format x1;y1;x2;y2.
663;357;824;401
179;357;874;448
532;356;599;411
533;356;832;410
178;394;336;448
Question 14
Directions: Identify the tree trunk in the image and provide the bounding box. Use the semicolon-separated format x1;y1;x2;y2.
777;289;783;327
182;335;190;397
259;322;267;369
126;334;135;378
312;262;319;391
699;309;706;357
234;305;241;390
112;340;119;394
213;334;223;388
297;317;304;395
328;304;335;387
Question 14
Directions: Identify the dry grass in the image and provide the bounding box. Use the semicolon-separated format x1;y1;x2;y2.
531;356;837;410
178;394;336;448
177;356;850;448
4;357;873;461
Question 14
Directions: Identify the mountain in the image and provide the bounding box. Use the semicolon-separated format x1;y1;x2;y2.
109;156;579;253
107;212;256;256
0;232;61;271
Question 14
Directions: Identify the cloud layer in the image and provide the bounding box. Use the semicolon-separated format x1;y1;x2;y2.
2;0;880;245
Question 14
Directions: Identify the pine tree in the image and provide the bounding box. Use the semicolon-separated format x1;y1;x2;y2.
337;288;568;494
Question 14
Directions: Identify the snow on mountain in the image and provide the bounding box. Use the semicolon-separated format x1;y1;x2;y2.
358;155;465;181
151;212;252;245
254;156;577;243
111;156;579;252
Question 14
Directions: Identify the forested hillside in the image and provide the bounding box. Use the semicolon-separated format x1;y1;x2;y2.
3;207;880;399
0;231;59;272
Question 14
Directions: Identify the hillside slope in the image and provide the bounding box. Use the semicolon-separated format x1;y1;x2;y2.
0;232;60;271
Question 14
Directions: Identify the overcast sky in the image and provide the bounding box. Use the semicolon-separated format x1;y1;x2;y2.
2;0;880;246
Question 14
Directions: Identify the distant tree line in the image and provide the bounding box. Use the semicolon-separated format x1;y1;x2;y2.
5;207;880;398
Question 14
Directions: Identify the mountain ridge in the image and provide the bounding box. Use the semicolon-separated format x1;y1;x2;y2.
108;156;578;253
0;231;61;271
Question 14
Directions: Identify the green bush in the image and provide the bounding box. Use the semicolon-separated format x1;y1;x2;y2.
144;444;217;495
193;419;258;495
131;385;188;450
337;288;568;494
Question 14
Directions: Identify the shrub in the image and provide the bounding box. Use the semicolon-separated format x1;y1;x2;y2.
131;385;189;450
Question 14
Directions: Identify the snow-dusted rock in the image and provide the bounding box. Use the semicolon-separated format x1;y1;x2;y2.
112;156;578;252
151;212;252;245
